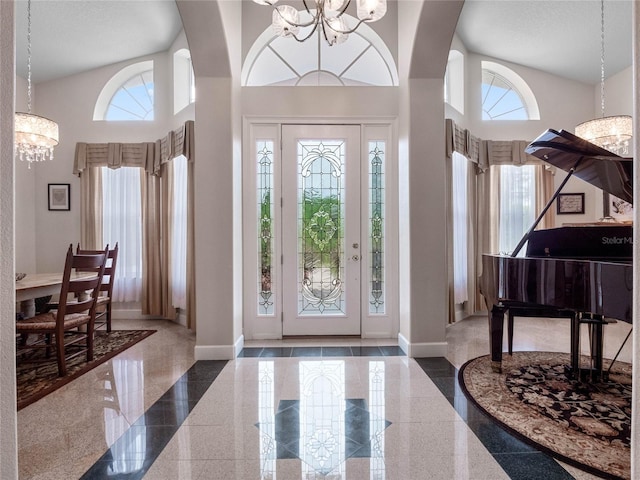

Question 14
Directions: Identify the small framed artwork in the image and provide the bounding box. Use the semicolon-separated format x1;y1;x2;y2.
609;194;633;222
557;192;585;214
48;183;70;211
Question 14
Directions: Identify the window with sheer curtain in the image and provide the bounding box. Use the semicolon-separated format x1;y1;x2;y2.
495;164;536;255
102;162;187;306
102;167;143;302
452;152;469;304
171;156;188;310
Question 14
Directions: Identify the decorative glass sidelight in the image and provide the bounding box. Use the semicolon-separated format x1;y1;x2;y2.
369;142;385;313
257;141;275;315
297;140;345;315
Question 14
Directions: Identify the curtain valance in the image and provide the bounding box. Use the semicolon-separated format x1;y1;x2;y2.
484;139;544;167
74;120;194;176
445;119;551;173
445;118;484;166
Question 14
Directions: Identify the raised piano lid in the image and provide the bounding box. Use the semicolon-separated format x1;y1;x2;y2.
525;129;633;204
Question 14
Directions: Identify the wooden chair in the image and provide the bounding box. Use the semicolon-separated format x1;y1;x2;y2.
76;243;118;332
16;244;108;376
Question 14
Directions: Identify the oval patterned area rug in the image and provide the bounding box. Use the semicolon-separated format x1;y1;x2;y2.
459;351;631;480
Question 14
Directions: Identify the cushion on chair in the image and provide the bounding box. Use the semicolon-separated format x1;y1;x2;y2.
16;312;92;330
95;296;110;306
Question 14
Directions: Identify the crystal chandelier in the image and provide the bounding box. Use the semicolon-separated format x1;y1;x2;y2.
253;0;387;46
574;0;631;156
15;0;59;168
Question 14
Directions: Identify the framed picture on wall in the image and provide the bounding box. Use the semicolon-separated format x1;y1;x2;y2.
48;183;70;211
557;192;584;214
609;194;633;222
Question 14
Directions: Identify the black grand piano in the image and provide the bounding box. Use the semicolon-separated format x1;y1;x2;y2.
479;129;633;379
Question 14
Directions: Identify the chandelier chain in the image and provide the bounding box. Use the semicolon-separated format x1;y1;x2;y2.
27;0;32;114
599;0;605;119
572;0;631;154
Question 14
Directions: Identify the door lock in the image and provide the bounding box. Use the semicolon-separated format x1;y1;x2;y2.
352;255;360;261
352;243;359;249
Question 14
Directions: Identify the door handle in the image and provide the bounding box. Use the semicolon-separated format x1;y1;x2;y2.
352;243;359;249
352;255;360;261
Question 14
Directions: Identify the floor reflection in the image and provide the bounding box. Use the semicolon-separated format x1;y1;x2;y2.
81;360;227;479
256;359;390;478
103;358;145;475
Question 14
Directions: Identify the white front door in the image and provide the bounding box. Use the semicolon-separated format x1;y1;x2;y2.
281;125;361;336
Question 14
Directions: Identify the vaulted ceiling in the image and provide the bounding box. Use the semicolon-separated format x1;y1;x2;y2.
15;0;633;86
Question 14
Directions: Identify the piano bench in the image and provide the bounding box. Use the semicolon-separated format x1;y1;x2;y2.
507;307;575;355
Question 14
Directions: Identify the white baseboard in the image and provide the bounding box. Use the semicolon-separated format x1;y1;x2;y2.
398;333;447;358
362;331;397;339
246;333;282;341
398;333;410;355
112;308;156;320
194;344;236;360
112;306;183;324
234;334;244;358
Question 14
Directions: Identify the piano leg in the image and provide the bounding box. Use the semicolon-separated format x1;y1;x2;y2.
592;319;604;373
570;314;580;377
489;306;506;373
571;312;607;381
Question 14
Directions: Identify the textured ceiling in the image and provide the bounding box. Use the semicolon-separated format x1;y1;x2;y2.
14;0;634;86
455;0;633;85
15;0;183;83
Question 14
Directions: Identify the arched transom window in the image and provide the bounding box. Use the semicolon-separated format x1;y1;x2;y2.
242;15;398;87
481;61;539;121
94;61;154;121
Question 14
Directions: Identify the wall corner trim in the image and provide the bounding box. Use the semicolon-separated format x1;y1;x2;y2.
400;337;448;358
194;344;236;360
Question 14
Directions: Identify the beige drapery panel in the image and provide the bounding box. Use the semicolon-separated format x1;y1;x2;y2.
445;119;556;320
445;120;484;322
74;121;196;330
79;166;103;249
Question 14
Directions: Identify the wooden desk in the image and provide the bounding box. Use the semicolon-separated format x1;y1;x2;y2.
16;272;95;318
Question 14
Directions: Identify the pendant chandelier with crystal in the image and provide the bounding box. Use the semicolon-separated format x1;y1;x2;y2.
253;0;387;46
15;0;59;168
574;0;631;156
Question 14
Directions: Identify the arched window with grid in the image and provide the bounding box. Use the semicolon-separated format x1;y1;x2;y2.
93;61;154;121
482;61;539;121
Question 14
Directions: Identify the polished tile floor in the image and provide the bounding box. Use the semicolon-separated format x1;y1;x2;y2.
17;315;633;479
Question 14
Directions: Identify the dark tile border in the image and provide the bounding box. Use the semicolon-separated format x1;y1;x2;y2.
86;349;562;480
80;360;228;480
238;345;405;358
415;357;575;480
82;344;403;477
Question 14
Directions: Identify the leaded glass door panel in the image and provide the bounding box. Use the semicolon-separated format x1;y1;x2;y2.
282;125;361;335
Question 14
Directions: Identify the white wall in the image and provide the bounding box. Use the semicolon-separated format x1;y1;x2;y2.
466;53;594;141
1;3;17;477
31;52;170;273
171;30;196;126
192;77;236;359
15;36;193;275
241;86;399;117
405;78;449;356
591;65;633;117
14;76;36;274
